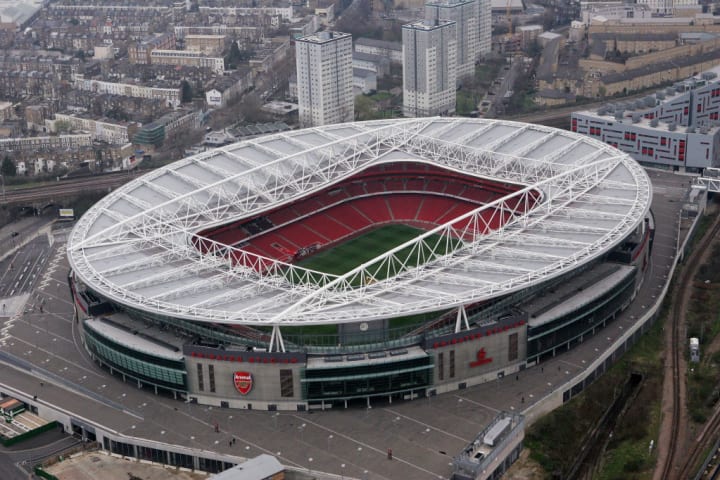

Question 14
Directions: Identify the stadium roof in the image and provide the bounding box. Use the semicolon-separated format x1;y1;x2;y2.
67;118;651;330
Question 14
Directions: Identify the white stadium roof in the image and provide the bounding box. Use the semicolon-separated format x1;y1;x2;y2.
67;118;651;328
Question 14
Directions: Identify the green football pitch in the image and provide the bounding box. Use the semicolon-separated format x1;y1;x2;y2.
294;224;460;280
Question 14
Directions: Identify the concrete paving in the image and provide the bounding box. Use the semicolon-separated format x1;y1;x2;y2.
0;170;691;480
45;452;207;480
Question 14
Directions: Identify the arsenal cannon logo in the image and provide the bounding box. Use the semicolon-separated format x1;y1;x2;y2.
233;371;253;395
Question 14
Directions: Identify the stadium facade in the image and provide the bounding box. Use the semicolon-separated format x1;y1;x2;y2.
67;118;653;410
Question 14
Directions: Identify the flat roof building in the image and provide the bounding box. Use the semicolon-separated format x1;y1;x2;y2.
426;0;479;82
572;67;720;172
402;19;457;117
295;31;354;128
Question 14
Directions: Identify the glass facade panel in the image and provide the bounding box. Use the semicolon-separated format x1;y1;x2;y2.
438;352;444;381
199;457;225;474
527;270;635;360
280;369;294;397
208;364;216;393
84;328;187;389
508;333;518;362
168;452;194;469
449;350;455;378
197;363;204;391
138;446;167;463
303;357;432;401
111;440;135;457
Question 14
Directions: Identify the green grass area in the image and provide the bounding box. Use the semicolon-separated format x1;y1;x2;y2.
457;90;480;115
369;91;393;102
475;60;505;87
295;224;459;282
278;225;458;342
355;92;402;121
525;316;665;479
686;240;720;423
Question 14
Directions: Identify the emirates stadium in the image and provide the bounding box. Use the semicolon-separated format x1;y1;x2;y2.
66;117;653;410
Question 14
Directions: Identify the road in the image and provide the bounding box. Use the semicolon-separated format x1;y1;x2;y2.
0;429;81;480
0;237;51;298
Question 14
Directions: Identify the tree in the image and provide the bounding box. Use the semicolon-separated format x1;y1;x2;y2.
180;80;193;103
1;156;16;176
55;120;72;133
225;41;243;69
355;95;377;121
224;42;254;69
336;0;374;38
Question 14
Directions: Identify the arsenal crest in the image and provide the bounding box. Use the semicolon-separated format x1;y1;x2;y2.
233;371;253;395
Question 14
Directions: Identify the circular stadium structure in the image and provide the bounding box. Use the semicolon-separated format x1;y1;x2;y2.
67;117;653;409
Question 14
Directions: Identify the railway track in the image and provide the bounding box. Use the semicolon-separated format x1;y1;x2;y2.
686;408;720;479
0;172;136;205
661;215;720;480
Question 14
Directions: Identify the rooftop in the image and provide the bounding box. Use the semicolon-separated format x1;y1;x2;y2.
296;31;351;44
67;118;651;326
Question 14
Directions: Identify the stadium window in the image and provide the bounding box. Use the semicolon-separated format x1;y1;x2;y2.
508;333;518;361
197;363;204;391
698;104;703;113
438;352;444;381
449;350;455;378
111;440;135;457
208;364;216;393
280;369;294;397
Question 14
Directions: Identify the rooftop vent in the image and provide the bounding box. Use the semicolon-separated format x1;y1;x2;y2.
669;122;677;131
687;126;695;133
615;110;624;120
644;96;656;107
702;71;717;80
632;113;641;123
700;126;709;134
650;118;659;127
656;91;665;100
666;87;675;96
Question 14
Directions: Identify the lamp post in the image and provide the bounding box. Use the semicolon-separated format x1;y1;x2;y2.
298;423;306;443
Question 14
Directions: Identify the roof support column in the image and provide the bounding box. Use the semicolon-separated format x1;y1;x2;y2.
269;325;286;353
454;305;470;333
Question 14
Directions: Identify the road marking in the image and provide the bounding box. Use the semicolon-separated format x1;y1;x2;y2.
450;395;500;414
293;414;447;479
386;406;473;441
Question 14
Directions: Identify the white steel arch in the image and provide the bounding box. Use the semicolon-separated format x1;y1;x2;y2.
67;118;652;326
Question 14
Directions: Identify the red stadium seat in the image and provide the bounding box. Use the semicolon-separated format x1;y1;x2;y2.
197;161;540;271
